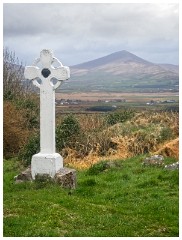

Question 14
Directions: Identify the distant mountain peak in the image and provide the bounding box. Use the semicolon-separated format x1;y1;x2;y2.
105;50;148;61
110;50;133;55
71;50;152;69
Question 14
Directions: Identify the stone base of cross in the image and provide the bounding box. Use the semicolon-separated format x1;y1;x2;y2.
31;153;63;179
24;49;70;179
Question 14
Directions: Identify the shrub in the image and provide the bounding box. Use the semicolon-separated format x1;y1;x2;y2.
21;97;39;129
159;127;173;142
106;110;134;125
127;127;161;155
56;114;81;151
3;48;39;159
19;134;40;166
68;127;118;159
3;101;29;158
3;47;29;101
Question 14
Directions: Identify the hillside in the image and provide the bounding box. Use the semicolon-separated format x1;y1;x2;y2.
60;50;179;93
158;63;179;74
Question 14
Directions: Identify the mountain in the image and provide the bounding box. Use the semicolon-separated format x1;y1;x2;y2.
71;50;151;70
158;64;179;74
60;50;179;93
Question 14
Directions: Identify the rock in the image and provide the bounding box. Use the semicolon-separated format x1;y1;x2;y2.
14;167;33;183
142;155;164;166
165;161;179;170
54;168;76;189
105;160;121;169
15;167;77;189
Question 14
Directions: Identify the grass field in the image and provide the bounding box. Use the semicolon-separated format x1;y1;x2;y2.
3;156;179;237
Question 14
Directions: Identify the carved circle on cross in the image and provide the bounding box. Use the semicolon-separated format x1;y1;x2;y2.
34;49;64;89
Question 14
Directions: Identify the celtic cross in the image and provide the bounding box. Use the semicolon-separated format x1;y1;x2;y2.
24;49;70;179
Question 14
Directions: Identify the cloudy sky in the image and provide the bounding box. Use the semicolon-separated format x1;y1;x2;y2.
3;3;179;66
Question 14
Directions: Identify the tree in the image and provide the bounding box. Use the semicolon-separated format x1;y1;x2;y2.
3;47;29;100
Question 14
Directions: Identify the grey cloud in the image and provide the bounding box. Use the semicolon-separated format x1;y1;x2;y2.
3;3;179;65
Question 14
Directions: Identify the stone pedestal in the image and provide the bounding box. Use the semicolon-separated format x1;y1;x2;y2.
15;166;76;189
31;153;63;179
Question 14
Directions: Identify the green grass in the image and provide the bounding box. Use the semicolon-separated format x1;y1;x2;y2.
3;156;179;237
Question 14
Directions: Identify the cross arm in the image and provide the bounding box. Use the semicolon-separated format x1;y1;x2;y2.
51;66;70;81
50;66;70;90
24;66;41;88
24;66;40;80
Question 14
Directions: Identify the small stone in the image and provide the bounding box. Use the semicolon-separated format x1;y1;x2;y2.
142;155;164;166
105;160;122;169
165;161;179;170
14;167;33;183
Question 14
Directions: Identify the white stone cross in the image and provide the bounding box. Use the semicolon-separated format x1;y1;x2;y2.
24;49;70;179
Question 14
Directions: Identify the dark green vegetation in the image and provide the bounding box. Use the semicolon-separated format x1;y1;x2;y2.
4;157;179;237
56;114;81;151
106;109;134;125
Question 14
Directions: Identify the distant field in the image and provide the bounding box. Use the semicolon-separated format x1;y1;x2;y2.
55;91;178;114
56;91;178;102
